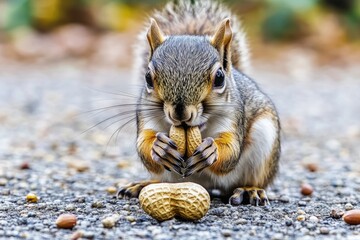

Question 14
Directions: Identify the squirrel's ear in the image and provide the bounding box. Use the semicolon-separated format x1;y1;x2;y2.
147;18;165;57
211;18;233;71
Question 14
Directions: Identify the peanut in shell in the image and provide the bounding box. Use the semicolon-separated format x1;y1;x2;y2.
186;126;202;157
169;126;186;156
169;125;202;157
139;182;210;221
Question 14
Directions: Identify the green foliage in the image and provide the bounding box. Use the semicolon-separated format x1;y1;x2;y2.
3;0;32;31
1;0;359;42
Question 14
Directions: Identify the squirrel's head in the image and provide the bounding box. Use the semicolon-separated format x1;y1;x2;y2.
144;18;233;127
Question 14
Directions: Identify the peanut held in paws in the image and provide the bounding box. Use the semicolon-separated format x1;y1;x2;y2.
169;126;186;156
139;182;210;221
169;125;202;157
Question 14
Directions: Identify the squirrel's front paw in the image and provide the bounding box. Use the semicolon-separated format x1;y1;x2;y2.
184;137;218;177
151;132;185;175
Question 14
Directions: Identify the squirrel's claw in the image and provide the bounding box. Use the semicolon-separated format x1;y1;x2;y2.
151;133;185;175
229;187;270;206
184;137;218;177
155;132;177;149
117;180;160;199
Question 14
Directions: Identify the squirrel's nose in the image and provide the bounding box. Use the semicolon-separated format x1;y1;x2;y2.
169;104;195;124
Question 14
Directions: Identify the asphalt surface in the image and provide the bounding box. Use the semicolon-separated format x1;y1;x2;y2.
0;61;359;239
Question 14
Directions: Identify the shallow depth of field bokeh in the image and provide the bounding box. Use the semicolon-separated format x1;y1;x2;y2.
1;0;360;67
1;1;360;239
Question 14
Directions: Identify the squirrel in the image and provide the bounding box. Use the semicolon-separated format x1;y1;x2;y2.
118;0;280;206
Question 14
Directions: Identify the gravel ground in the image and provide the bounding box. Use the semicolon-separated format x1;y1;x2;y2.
0;61;360;239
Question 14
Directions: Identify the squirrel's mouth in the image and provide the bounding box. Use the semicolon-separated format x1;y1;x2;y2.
182;122;206;131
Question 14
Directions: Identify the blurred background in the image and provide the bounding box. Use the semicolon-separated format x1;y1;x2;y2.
0;0;360;67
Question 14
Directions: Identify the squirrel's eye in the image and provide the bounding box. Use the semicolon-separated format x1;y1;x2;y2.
145;70;153;89
214;69;225;88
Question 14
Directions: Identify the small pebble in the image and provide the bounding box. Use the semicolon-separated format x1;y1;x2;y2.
309;216;319;223
297;209;306;215
345;203;354;211
91;201;105;208
285;219;293;226
306;223;316;230
126;216;136;222
271;233;283;240
279;195;290;203
0;178;7;186
235;218;248;225
82;231;95;239
300;183;313;196
1;189;10;195
297;215;306;221
298;201;307;207
65;204;76;211
102;214;120;228
26;193;38;203
221;229;232;237
320;227;330;235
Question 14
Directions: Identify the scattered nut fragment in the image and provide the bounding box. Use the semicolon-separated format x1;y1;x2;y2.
67;142;77;155
117;161;131;169
67;160;89;172
300;183;313;196
102;214;120;228
56;214;77;229
26;193;38;203
106;186;117;194
169;125;202;157
19;161;30;170
343;210;360;225
330;209;345;219
297;215;306;221
304;163;318;172
139;182;210;221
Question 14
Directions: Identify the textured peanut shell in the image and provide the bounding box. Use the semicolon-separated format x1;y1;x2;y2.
169;126;186;156
169;126;202;157
186;126;202;157
139;182;210;221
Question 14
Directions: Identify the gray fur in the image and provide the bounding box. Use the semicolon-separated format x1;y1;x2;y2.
135;0;280;194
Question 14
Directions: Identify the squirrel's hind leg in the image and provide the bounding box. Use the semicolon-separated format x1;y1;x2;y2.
117;180;160;199
229;187;269;206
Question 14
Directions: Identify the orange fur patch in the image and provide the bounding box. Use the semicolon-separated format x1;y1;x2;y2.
209;132;239;175
138;129;164;174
